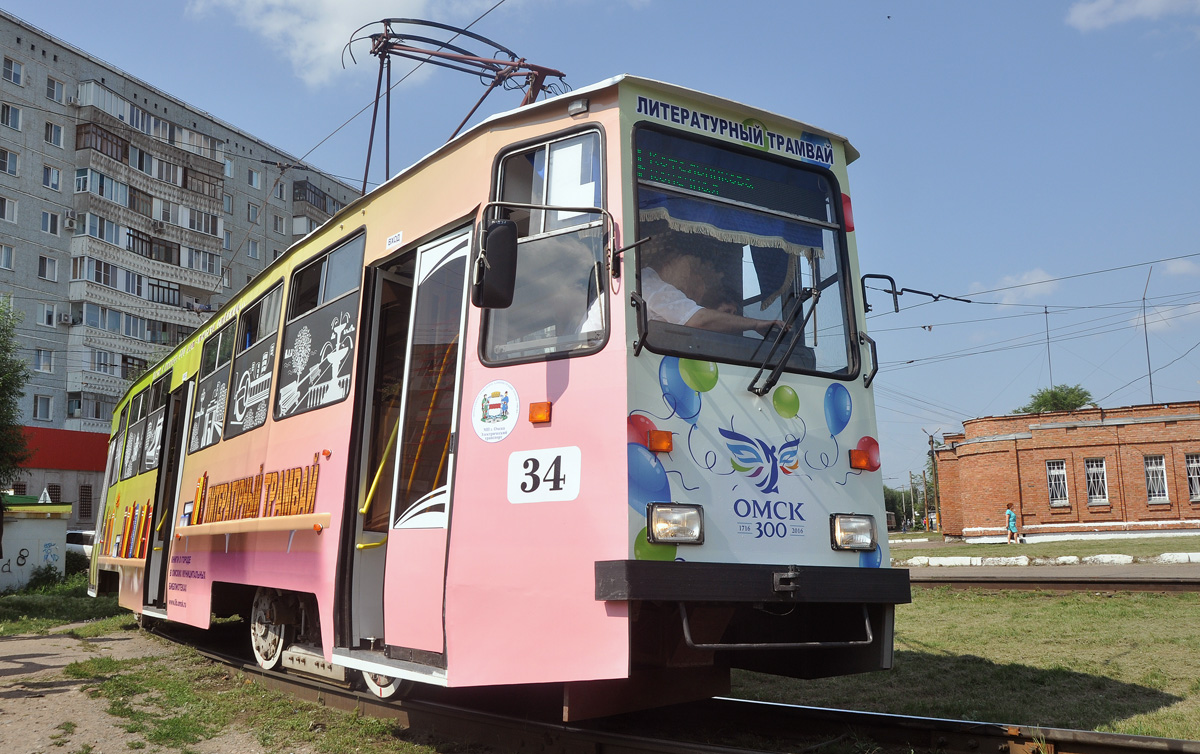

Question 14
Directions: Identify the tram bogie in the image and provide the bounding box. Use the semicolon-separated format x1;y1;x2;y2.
90;74;910;720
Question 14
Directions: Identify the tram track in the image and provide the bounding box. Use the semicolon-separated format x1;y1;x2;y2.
150;621;1200;754
908;573;1200;592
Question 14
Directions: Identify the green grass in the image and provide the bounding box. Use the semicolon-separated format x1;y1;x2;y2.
889;534;1200;562
65;648;444;752
0;570;127;636
733;588;1200;740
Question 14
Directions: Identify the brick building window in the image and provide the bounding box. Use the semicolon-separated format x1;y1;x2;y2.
79;485;94;520
1046;460;1069;507
1144;455;1168;503
1085;458;1108;505
47;483;61;503
12;482;26;495
1187;454;1200;502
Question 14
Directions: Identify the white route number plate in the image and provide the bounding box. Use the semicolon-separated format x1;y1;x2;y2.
507;446;581;504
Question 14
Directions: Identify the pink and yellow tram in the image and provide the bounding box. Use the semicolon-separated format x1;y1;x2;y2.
90;76;910;719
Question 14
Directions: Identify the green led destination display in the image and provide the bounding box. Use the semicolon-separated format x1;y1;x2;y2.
635;130;833;223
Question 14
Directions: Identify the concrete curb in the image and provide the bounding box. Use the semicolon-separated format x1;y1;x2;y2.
895;552;1200;567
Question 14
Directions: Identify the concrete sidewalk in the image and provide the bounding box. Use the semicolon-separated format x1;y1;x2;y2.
893;551;1200;568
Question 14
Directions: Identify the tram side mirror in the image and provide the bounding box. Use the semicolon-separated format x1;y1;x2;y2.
471;220;518;309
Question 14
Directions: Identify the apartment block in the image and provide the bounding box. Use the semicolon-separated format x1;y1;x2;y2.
0;10;358;528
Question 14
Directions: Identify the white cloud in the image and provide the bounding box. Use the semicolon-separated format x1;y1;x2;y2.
1066;0;1200;32
969;268;1060;305
186;1;500;87
1163;257;1200;275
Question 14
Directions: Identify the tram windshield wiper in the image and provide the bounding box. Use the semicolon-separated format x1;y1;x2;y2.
747;287;818;397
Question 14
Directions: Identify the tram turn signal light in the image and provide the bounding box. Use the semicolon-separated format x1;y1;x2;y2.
528;401;552;424
848;449;872;470
647;429;673;453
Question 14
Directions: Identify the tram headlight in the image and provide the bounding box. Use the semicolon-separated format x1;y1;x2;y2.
829;514;877;551
647;504;704;545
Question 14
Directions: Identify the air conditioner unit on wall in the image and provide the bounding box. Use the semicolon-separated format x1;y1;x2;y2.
57;312;72;325
63;217;76;231
151;220;165;233
66;96;79;107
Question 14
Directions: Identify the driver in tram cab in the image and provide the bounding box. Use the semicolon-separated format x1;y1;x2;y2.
642;242;784;336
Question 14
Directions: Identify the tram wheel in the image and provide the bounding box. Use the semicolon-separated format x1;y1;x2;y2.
361;670;408;699
249;587;293;670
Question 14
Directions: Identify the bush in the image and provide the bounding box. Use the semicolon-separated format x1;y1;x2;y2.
24;564;63;591
65;550;89;576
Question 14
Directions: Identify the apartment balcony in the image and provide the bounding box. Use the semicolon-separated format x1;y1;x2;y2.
70;234;223;294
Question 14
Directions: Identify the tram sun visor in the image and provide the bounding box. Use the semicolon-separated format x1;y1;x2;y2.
471;220;518;309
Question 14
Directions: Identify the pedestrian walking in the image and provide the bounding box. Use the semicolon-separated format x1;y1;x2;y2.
1005;503;1018;544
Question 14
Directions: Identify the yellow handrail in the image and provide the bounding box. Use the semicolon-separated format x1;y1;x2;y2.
359;419;400;516
356;536;387;550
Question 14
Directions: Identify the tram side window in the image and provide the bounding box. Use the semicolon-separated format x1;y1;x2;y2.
120;388;149;480
276;233;366;420
189;322;236;453
483;130;606;364
141;375;170;474
108;404;128;488
226;284;283;439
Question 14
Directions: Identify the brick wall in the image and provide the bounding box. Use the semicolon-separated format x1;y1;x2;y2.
936;403;1200;537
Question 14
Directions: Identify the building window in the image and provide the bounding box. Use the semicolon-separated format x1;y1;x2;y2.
34;349;52;373
79;485;94;520
223;268;231;288
1145;455;1169;503
1187;454;1200;502
44;121;63;148
0;194;14;222
223;230;232;250
223;158;233;178
12;482;26;495
188;210;219;236
1;102;22;130
76;123;129;162
38;303;55;327
43;165;61;191
223;193;233;213
248;202;260;224
33;394;52;421
1085;458;1108;505
185;170;219;198
92;349;114;374
0;244;12;269
273;214;284;234
38;255;58;280
275;182;285;200
248;168;261;189
47;484;61;503
248;239;260;259
3;58;22;85
46;77;64;103
0;147;15;175
41;211;60;236
1046;459;1069;507
129;187;152;217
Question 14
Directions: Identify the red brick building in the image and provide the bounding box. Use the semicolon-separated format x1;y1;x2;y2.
935;403;1200;540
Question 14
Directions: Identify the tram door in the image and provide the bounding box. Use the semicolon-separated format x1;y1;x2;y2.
144;382;192;610
351;228;470;651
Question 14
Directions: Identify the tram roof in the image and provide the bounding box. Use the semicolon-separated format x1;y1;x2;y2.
347;74;858;218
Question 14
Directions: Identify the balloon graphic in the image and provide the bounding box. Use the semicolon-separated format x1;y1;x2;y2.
627;443;671;513
772;385;799;418
634;526;677;561
679;358;718;393
627;414;658;447
658;357;702;424
859;547;882;568
824;383;852;436
854;436;881;472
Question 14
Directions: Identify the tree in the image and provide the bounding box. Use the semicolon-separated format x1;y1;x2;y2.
0;301;32;558
1014;384;1093;414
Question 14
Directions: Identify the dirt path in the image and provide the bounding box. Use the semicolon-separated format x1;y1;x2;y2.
0;625;310;753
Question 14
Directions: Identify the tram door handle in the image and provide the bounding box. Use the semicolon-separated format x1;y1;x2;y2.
860;332;878;388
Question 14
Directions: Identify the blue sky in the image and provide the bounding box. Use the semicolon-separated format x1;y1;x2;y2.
8;0;1200;483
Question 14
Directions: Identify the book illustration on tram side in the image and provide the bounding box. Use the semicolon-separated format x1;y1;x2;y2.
142;410;165;470
188;381;228;452
277;312;356;417
122;425;144;479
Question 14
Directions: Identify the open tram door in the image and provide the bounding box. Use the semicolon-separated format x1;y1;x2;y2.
143;381;193;616
339;227;471;694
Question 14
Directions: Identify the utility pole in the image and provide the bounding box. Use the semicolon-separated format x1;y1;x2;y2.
1142;267;1155;404
1044;306;1054;389
927;433;942;534
921;470;929;530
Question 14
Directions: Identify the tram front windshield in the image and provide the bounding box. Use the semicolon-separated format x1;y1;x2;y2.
635;128;854;378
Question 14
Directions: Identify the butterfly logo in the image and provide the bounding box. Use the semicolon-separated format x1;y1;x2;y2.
719;426;802;494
